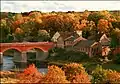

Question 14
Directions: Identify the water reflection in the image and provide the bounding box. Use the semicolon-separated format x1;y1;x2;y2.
0;56;48;74
1;56;14;70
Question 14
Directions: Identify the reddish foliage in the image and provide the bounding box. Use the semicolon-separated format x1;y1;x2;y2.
17;64;43;83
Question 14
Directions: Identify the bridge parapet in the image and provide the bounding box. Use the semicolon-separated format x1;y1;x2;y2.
0;42;55;53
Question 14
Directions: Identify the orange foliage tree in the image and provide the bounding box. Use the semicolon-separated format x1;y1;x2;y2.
72;72;91;83
97;19;109;33
39;65;69;83
106;70;120;83
63;63;91;83
42;14;75;36
17;64;42;83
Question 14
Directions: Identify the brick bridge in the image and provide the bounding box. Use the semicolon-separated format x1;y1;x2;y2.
0;42;55;64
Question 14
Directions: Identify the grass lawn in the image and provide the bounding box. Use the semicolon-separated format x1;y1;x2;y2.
102;63;120;72
81;61;120;72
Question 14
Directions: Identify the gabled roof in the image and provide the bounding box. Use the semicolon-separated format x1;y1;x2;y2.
73;40;96;47
100;34;110;42
99;34;111;46
51;31;79;42
51;32;60;42
73;36;87;45
64;36;75;41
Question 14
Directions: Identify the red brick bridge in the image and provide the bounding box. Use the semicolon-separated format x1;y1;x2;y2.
0;42;55;64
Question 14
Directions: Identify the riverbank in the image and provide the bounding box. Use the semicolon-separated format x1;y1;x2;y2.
1;62;120;83
0;71;20;83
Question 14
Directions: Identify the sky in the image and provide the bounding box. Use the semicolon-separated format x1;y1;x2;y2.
1;1;120;13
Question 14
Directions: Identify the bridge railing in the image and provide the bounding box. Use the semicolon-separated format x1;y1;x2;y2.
0;42;54;46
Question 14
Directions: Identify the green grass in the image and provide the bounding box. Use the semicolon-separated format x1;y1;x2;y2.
102;63;120;72
81;61;120;73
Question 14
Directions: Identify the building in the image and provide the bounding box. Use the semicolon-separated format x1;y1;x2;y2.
73;40;102;57
51;31;79;48
99;34;111;56
99;34;111;47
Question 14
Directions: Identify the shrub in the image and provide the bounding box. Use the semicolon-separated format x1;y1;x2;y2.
39;65;69;83
63;63;90;83
72;72;91;83
17;64;42;83
115;54;120;64
91;65;108;83
106;70;120;83
48;48;89;62
64;51;89;62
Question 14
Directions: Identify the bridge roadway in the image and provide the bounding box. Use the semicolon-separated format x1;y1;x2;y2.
0;42;55;64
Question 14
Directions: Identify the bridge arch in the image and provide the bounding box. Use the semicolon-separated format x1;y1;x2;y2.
2;47;22;54
2;48;22;65
25;47;45;52
25;47;48;61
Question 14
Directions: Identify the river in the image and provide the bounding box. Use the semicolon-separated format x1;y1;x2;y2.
0;56;48;74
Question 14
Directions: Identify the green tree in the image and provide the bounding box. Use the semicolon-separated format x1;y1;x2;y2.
37;30;50;41
87;12;105;26
110;28;120;48
0;19;11;42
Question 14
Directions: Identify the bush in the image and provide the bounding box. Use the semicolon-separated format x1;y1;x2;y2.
72;72;91;83
115;54;120;64
48;47;89;62
106;70;120;83
39;65;69;83
47;47;66;61
64;51;89;62
17;64;42;83
63;63;91;83
91;65;108;83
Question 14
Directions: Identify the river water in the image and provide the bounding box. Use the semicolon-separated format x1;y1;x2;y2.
0;56;48;74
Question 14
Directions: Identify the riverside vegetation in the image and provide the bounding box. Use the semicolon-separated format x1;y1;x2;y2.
0;63;120;83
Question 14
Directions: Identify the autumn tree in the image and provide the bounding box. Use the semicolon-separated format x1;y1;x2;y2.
87;12;105;26
20;20;40;42
63;63;91;83
82;21;99;40
14;27;24;42
0;12;8;19
29;11;42;19
106;70;120;83
74;19;88;30
39;65;69;83
17;64;43;83
82;10;91;20
0;19;12;42
42;15;74;36
37;30;50;41
97;19;109;34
